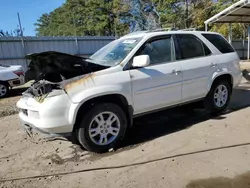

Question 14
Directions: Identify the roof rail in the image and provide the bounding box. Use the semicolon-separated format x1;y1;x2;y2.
179;28;197;31
150;28;177;32
123;27;178;37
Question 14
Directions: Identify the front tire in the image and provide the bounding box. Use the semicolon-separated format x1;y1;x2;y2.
204;80;232;114
0;82;9;98
76;103;127;153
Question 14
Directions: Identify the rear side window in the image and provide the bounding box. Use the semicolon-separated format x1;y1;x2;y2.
175;34;211;60
202;34;235;54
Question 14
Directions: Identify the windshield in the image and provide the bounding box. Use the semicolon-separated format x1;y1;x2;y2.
89;37;142;66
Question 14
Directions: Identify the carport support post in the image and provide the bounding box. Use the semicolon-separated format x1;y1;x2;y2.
248;26;250;60
75;37;79;55
228;23;232;44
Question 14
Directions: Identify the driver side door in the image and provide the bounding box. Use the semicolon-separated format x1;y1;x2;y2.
129;35;182;115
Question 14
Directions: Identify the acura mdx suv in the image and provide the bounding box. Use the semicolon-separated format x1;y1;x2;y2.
17;31;242;152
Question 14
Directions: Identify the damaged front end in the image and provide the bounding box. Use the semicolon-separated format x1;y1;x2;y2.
23;80;63;102
23;51;109;100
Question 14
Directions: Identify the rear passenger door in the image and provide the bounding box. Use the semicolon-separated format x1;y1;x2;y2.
174;34;217;102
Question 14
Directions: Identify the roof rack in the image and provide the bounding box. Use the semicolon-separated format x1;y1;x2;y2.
123;27;180;37
178;28;197;31
149;28;177;32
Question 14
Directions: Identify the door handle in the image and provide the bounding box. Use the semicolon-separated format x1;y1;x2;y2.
210;63;217;67
172;69;182;75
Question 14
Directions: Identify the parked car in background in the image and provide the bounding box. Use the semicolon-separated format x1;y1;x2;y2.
17;30;242;153
0;64;25;97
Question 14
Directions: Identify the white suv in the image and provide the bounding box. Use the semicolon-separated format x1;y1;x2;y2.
17;31;242;152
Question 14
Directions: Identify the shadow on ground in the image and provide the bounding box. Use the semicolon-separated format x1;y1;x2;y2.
119;85;250;149
186;171;250;188
43;84;250;162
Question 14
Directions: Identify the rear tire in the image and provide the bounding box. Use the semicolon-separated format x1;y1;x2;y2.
76;103;127;153
204;80;232;114
0;82;9;98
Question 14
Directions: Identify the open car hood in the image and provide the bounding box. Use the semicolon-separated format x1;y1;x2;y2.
24;51;108;83
25;51;85;60
23;51;110;98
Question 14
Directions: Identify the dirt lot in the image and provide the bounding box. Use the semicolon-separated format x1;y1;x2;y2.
1;80;250;188
0;87;28;118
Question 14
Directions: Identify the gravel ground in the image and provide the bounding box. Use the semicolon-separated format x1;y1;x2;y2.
0;81;33;118
0;80;250;188
0;88;25;118
240;61;250;71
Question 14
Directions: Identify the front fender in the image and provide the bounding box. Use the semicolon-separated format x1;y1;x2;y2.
64;69;132;125
69;85;132;104
67;86;132;126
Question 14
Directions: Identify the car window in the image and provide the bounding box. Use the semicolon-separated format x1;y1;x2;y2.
176;34;207;60
204;43;211;56
202;34;235;54
90;37;142;66
138;37;173;65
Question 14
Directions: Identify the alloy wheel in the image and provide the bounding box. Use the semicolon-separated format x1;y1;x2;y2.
88;111;121;146
213;84;228;108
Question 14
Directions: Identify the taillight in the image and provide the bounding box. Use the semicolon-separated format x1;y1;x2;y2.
14;71;24;77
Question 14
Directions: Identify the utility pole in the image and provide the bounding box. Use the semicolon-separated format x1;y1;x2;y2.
17;12;24;36
17;12;28;68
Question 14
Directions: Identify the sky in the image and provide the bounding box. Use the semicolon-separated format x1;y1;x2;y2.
0;0;65;36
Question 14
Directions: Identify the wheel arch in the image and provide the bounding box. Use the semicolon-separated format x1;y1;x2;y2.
0;81;10;98
72;93;133;131
209;73;233;92
0;80;10;86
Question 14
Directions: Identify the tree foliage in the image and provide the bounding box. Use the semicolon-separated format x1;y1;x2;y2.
35;0;246;39
35;0;130;36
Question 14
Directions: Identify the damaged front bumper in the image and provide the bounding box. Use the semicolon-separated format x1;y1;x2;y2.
21;121;71;138
16;90;77;136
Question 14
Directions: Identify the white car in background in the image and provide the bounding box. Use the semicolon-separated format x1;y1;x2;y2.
0;64;25;97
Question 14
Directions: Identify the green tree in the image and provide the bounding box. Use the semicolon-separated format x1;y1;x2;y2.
35;0;245;39
152;0;184;29
35;0;129;36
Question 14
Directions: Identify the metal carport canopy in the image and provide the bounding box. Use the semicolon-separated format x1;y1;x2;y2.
205;0;250;59
205;0;250;26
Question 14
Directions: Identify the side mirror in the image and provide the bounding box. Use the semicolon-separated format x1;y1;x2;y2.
132;55;150;68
